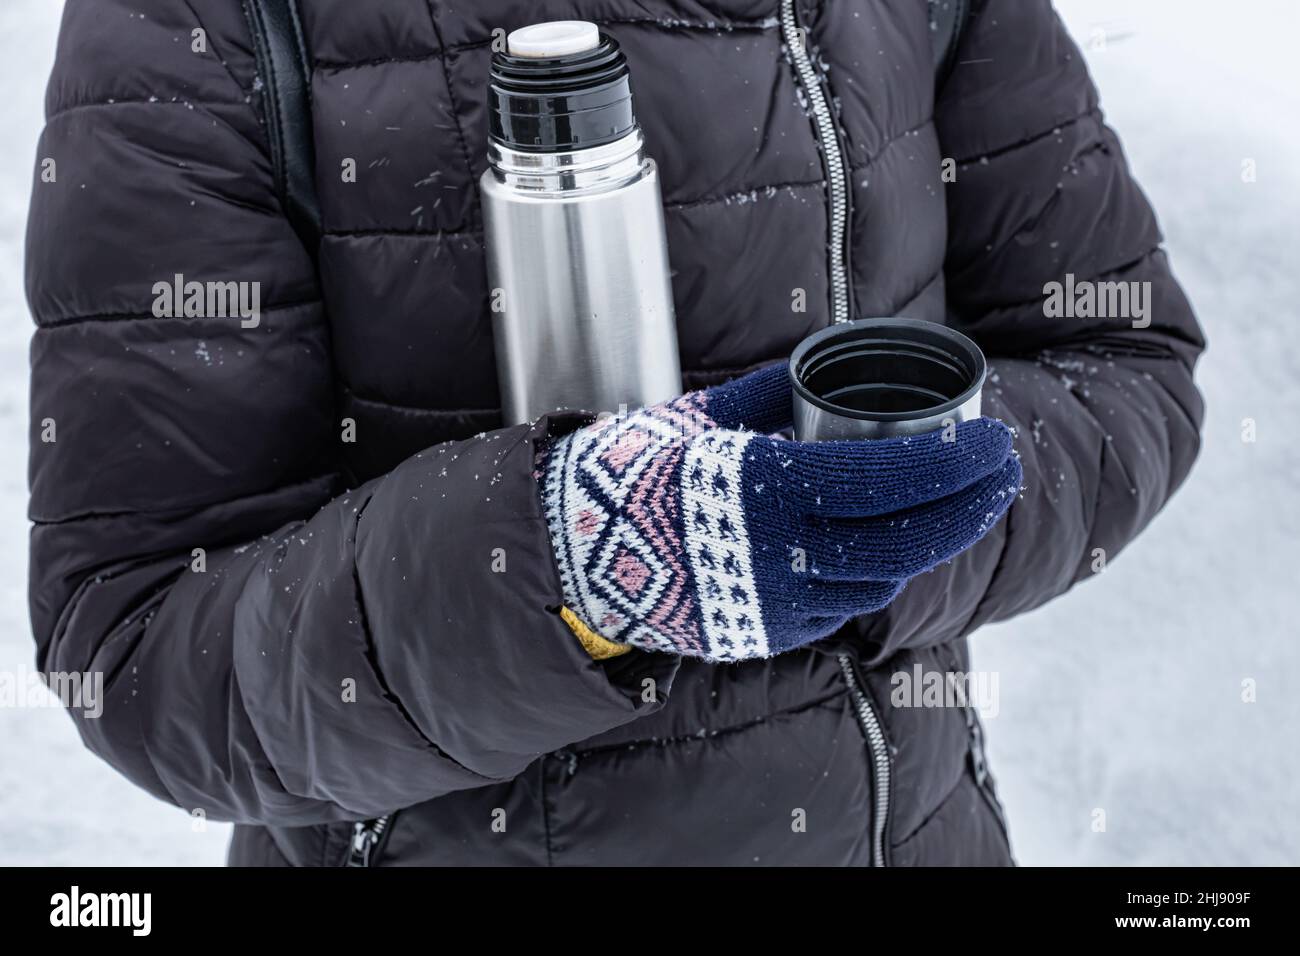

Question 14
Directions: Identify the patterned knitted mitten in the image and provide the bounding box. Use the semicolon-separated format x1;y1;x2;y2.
538;364;1021;661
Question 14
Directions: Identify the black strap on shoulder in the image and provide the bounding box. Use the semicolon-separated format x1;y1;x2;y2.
242;0;321;255
930;0;970;90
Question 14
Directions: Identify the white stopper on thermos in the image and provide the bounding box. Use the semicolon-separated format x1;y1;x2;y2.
507;20;601;58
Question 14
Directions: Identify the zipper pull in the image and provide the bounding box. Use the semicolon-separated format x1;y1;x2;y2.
347;820;377;867
967;717;988;786
554;747;579;776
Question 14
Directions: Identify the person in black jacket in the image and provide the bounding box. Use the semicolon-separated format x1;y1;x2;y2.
26;0;1203;866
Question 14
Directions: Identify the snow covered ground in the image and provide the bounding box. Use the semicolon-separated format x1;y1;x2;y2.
0;0;1296;866
973;0;1300;866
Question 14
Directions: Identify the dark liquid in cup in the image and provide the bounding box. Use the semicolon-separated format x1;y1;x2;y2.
821;382;951;414
799;341;972;415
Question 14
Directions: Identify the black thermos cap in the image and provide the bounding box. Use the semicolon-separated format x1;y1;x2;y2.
487;30;636;152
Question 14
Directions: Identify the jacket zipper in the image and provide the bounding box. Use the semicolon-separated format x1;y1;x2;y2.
780;0;852;325
345;813;393;867
838;656;891;866
784;0;884;865
939;643;1013;853
962;702;1013;845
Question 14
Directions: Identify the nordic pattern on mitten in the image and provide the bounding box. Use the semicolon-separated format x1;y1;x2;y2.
539;364;1020;661
541;387;730;656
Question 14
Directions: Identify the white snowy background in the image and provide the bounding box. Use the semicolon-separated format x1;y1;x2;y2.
0;0;1296;866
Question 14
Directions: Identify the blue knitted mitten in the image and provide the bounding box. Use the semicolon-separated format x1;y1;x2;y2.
539;364;1021;661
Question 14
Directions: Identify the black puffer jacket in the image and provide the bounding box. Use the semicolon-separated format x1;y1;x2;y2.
27;0;1204;866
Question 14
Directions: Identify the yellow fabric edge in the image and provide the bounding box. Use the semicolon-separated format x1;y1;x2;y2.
559;606;632;660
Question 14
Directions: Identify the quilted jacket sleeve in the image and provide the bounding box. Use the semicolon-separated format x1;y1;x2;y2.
26;0;675;826
856;0;1206;660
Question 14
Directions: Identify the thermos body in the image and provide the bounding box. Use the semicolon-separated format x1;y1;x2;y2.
481;140;681;425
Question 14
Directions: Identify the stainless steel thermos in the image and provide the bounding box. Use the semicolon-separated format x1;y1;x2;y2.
789;318;986;441
481;21;682;425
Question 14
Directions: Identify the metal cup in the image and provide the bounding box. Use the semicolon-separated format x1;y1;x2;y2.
790;318;986;441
